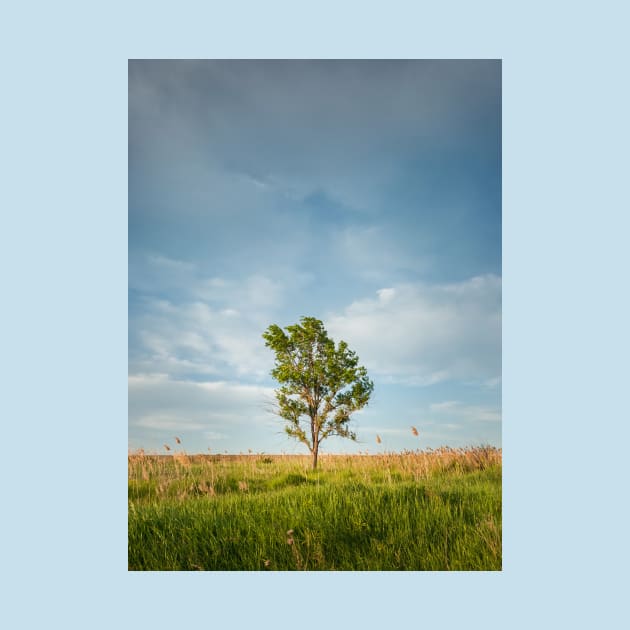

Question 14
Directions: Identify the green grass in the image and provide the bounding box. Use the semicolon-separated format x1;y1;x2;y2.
128;449;501;571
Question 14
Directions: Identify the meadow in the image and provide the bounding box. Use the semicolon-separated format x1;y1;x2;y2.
128;446;501;571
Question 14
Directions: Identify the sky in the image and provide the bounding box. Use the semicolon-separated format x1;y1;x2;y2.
128;60;501;455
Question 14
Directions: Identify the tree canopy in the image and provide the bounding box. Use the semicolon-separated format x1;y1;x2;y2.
262;316;373;468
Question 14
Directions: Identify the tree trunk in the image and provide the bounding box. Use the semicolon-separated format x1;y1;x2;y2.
311;414;319;469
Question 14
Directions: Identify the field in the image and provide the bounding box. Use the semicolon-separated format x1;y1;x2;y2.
128;447;502;571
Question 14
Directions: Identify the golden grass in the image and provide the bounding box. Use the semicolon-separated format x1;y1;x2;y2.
128;445;501;501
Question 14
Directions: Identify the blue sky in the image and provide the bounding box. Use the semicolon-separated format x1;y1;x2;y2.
128;60;501;455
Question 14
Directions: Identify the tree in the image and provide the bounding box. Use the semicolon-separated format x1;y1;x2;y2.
262;316;374;469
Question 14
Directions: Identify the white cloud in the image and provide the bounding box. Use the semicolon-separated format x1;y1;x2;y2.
429;400;501;423
129;253;198;295
147;254;196;273
334;226;429;281
193;274;283;310
483;376;502;388
130;273;284;379
377;287;396;304
129;374;276;437
244;274;284;311
326;275;501;385
136;416;207;431
429;401;460;411
203;431;229;441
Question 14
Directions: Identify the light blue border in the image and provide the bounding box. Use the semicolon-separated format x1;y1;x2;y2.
3;1;629;628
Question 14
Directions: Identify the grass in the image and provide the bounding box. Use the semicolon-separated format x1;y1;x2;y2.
128;447;501;571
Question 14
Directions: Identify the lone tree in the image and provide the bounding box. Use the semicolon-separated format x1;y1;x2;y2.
263;316;374;469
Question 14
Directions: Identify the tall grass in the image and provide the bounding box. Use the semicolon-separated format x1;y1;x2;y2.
128;447;501;571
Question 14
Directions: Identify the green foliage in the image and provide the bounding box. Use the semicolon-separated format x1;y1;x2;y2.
262;317;374;468
267;472;313;490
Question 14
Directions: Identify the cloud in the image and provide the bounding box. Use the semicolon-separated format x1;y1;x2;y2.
334;226;430;281
147;254;196;273
192;274;284;316
377;288;396;304
129;374;276;440
130;295;275;380
429;401;501;423
129;251;293;381
483;376;502;388
129;253;198;295
326;274;501;385
129;60;500;222
131;273;501;388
